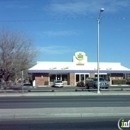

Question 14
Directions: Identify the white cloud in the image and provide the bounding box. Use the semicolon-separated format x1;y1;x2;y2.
42;31;77;37
38;30;78;37
38;45;76;55
47;0;130;15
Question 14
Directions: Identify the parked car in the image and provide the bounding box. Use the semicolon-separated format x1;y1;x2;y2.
86;77;109;89
85;77;94;84
53;80;63;88
13;83;35;92
77;81;85;87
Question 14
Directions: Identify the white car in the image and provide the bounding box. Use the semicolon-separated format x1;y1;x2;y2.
53;80;63;88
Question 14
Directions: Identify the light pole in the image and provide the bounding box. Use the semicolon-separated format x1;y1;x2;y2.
97;8;104;94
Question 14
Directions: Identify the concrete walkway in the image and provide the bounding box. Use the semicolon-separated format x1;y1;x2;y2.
0;91;130;97
0;107;130;119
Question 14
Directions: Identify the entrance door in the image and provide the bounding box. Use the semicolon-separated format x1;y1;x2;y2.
81;74;84;81
75;74;89;85
57;74;62;81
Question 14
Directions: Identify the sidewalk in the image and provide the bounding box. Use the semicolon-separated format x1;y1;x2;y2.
0;107;130;119
0;91;130;97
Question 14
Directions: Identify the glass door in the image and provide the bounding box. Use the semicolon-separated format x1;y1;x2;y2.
57;74;62;81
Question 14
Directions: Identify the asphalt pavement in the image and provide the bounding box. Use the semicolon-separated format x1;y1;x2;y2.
0;87;130;120
0;117;122;130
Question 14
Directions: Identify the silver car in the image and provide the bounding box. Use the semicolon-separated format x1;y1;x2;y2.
86;77;109;89
53;80;63;88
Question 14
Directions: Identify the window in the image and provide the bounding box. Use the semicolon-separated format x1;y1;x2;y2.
76;75;79;82
50;75;56;82
85;75;89;79
62;74;68;81
57;74;61;80
119;77;122;80
113;77;116;79
81;74;84;80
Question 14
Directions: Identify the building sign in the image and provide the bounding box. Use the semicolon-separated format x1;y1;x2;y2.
75;52;85;61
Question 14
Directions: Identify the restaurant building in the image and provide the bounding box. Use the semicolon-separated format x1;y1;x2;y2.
28;52;130;86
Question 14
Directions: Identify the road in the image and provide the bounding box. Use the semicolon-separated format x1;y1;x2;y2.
0;95;130;108
0;95;130;129
0;117;126;130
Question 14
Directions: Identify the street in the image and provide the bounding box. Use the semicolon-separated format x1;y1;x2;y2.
0;95;130;130
0;95;130;108
0;117;126;130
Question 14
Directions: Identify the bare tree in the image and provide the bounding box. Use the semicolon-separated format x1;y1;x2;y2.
0;27;37;83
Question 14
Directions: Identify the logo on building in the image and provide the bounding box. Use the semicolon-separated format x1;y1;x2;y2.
118;118;130;130
75;52;85;61
61;66;69;70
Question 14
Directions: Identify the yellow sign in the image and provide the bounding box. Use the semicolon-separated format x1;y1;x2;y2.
75;52;85;61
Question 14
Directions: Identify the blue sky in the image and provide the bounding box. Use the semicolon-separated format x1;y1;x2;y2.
0;0;130;68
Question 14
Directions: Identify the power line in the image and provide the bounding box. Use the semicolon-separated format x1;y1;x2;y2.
0;16;129;23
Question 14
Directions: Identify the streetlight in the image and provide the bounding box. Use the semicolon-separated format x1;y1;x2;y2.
97;8;104;94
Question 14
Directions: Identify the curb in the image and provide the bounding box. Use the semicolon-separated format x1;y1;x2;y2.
0;91;130;97
0;113;130;119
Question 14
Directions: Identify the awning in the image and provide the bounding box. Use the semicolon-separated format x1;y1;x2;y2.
28;69;130;73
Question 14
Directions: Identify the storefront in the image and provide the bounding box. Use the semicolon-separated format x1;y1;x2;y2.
28;52;130;86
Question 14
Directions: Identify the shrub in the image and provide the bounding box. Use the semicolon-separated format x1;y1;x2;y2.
44;81;49;85
112;80;126;85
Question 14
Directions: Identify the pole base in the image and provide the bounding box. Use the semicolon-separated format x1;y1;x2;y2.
97;90;101;94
